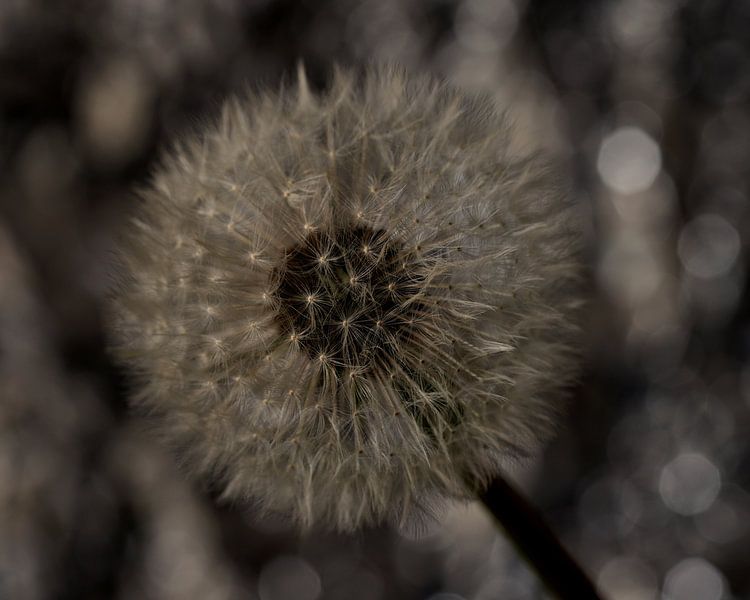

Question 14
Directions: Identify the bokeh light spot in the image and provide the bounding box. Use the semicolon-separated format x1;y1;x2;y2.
678;214;741;279
663;558;725;600
659;452;721;516
597;555;657;600
597;127;661;194
258;555;321;600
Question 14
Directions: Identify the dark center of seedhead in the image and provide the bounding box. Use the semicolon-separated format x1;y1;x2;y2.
271;225;427;370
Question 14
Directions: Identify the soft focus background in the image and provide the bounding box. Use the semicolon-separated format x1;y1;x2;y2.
1;1;749;599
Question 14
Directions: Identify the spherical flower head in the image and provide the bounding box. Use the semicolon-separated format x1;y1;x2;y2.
109;65;583;532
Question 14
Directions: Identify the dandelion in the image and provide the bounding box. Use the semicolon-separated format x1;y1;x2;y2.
109;65;583;532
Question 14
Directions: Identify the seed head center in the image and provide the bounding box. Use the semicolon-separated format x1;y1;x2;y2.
271;226;426;369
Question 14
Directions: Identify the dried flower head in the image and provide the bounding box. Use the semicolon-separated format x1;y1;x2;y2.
109;65;583;531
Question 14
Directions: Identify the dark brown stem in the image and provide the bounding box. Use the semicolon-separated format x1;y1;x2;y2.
474;474;602;600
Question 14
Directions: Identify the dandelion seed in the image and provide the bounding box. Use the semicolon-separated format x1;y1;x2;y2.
108;65;583;532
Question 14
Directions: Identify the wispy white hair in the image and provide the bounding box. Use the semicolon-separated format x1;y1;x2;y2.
109;65;583;531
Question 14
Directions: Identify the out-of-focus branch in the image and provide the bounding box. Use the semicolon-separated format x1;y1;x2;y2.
474;474;602;600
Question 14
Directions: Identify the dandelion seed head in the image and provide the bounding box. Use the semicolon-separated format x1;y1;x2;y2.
108;65;583;532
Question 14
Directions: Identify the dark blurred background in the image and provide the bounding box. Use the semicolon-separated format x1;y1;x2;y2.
1;1;749;599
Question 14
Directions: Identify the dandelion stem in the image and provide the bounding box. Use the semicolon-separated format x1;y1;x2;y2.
474;474;602;600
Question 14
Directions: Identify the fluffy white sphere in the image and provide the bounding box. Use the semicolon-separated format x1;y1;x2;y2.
109;65;583;531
